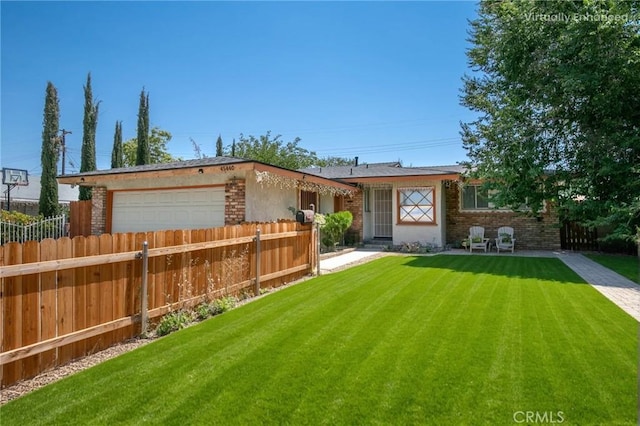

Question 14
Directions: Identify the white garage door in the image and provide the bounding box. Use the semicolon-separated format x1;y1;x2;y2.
111;187;225;233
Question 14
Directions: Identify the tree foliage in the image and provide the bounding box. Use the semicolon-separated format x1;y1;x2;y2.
79;73;99;200
226;131;352;169
111;121;123;168
216;134;223;156
39;82;60;217
123;127;181;167
135;89;150;165
191;138;206;159
461;0;640;242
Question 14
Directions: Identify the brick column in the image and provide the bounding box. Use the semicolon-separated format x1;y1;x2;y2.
91;186;107;235
344;189;363;243
225;179;246;225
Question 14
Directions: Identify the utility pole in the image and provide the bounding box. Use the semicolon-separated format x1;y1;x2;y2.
53;129;72;175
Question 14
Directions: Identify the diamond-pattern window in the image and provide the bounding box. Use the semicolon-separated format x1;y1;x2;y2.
398;187;435;223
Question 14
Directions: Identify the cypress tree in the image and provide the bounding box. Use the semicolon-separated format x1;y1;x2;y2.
216;134;223;156
79;73;99;200
136;89;150;165
111;120;123;168
39;82;60;217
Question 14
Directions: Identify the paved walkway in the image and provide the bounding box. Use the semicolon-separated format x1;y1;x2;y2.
555;252;640;322
320;249;640;322
319;250;387;273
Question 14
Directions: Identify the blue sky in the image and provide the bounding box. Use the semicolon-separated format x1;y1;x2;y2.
1;1;479;176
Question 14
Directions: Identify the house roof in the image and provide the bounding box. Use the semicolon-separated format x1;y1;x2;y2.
56;156;356;192
58;156;248;178
299;163;466;181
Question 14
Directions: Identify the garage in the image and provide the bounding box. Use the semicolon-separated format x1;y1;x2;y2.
111;187;225;233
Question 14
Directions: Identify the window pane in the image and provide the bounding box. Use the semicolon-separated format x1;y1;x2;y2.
462;186;476;209
399;188;434;223
476;188;489;208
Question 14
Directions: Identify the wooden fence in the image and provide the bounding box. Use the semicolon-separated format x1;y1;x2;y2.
69;200;92;238
560;221;599;251
0;221;315;388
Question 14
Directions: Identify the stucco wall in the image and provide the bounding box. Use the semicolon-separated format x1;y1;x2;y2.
104;172;232;190
318;193;335;215
392;181;446;247
244;172;297;222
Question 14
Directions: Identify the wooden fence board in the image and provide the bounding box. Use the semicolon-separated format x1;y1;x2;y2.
3;243;23;384
21;241;40;380
73;237;87;359
85;236;102;354
151;231;163;312
40;238;58;371
113;233;128;342
57;238;74;365
99;234;115;351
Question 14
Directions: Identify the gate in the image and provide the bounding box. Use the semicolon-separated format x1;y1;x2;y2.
69;200;92;237
560;221;598;251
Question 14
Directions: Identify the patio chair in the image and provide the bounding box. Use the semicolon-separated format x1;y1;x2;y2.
495;226;516;253
468;226;490;252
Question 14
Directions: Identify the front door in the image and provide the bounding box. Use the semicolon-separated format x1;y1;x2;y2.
373;188;392;238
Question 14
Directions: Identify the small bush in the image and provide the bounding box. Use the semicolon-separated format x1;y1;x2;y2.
155;296;239;337
211;296;238;314
321;211;353;250
156;310;193;336
196;303;212;320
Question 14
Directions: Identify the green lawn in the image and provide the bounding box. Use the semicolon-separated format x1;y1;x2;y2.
1;255;637;425
585;253;639;284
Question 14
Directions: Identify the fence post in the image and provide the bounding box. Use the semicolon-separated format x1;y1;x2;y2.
255;228;261;296
140;241;149;335
316;222;321;276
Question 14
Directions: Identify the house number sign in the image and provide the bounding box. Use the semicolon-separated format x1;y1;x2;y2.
220;165;235;172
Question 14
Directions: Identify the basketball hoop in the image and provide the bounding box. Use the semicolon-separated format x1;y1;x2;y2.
2;168;29;211
2;168;29;186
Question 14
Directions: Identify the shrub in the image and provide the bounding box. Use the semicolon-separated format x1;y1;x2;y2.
321;211;353;250
211;296;238;314
196;303;212;320
156;310;193;336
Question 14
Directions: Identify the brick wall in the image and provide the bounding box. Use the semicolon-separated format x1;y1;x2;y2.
91;186;107;235
343;189;363;242
445;184;560;250
225;179;246;225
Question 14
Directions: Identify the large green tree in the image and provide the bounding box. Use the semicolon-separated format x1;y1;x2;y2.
228;131;352;169
135;89;150;165
123;127;181;167
461;0;640;242
79;73;100;200
111;121;123;168
39;82;60;217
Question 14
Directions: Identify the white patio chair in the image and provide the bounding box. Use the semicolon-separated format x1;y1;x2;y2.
495;226;516;253
468;226;490;252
